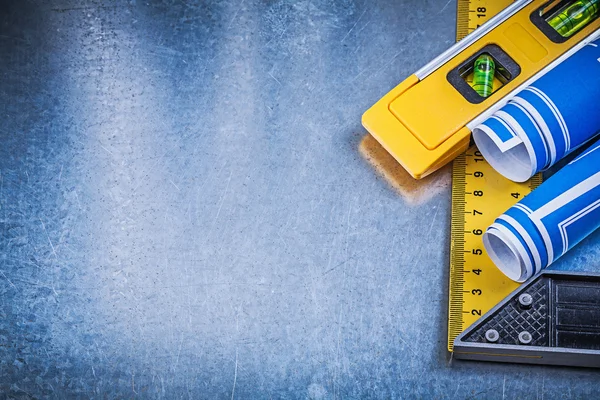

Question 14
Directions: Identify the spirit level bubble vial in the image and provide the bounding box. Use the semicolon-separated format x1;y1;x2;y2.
362;0;600;179
473;54;496;97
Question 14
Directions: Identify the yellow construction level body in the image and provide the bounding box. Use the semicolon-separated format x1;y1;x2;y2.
362;0;600;179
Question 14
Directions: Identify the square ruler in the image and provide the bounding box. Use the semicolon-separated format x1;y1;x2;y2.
447;0;544;352
447;2;600;367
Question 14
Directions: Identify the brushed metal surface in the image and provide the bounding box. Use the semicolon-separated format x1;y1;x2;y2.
1;0;599;397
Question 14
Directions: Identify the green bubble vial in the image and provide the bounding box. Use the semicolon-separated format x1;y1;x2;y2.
472;54;495;98
547;0;599;38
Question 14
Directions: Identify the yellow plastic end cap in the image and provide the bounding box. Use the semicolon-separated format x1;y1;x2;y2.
362;75;470;179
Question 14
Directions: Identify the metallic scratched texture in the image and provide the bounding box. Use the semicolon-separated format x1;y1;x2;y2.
1;0;599;398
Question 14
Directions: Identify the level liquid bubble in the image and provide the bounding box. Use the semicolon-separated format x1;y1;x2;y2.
472;54;496;97
547;0;600;38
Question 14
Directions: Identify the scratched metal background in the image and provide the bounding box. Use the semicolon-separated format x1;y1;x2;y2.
1;0;600;398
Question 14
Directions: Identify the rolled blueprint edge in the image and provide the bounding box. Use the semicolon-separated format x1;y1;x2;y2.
483;223;532;283
472;122;534;182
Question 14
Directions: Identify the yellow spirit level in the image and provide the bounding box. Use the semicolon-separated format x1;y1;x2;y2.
362;0;600;179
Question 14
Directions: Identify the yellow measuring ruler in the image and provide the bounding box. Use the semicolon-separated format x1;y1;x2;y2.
455;0;514;40
447;0;542;352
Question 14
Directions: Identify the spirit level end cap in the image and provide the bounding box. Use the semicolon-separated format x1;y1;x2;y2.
362;75;470;179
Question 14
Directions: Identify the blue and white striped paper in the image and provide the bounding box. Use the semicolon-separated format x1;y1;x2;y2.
484;139;600;282
473;38;600;182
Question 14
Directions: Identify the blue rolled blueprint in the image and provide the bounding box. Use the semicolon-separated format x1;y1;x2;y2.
484;139;600;282
472;36;600;182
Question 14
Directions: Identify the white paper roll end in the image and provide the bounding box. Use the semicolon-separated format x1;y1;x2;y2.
472;126;534;183
483;228;530;283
